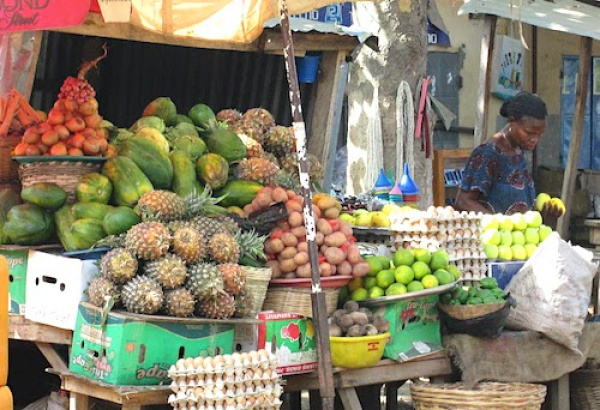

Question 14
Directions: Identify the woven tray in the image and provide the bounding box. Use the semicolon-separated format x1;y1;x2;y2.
570;368;600;409
439;301;506;320
0;134;22;182
18;160;103;203
242;266;272;313
411;382;547;410
262;286;340;317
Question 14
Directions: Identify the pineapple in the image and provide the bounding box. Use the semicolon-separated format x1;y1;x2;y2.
186;263;224;300
234;290;254;318
279;153;325;182
100;248;138;284
217;263;246;295
170;215;233;241
208;232;240;264
242;108;276;133
87;277;120;307
235;157;281;186
229;118;266;145
237;133;265;158
163;287;195;317
197;292;236;319
263;125;293;158
214;215;240;235
125;222;171;260
144;253;188;289
137;190;187;222
172;227;206;264
216;108;242;125
234;229;268;264
121;276;164;314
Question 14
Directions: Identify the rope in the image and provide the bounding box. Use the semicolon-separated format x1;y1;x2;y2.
396;81;414;181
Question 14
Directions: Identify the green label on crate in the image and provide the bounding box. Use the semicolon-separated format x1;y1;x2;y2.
0;249;28;314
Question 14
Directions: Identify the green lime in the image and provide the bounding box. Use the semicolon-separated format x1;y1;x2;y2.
393;249;415;267
386;283;408;296
433;269;455;285
351;288;368;302
394;265;415;285
430;249;450;271
491;288;506;298
413;248;432;264
407;281;425;292
376;269;396;289
366;257;384;277
347;277;364;292
467;287;479;298
480;277;499;290
446;265;462;281
421;274;439;289
412;261;432;280
440;293;452;305
477;289;494;300
364;277;378;290
467;297;483;305
368;286;385;299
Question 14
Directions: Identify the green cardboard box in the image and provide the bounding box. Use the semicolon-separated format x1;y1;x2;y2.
70;303;235;385
368;294;442;362
0;249;28;314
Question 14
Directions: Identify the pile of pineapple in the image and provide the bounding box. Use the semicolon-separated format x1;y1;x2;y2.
218;108;324;190
86;189;266;319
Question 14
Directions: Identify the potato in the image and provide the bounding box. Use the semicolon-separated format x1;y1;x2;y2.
254;192;272;209
272;187;289;203
265;238;285;255
267;260;282;279
293;194;304;203
288;211;304;227
317;195;339;212
320;262;333;277
316;232;325;246
352;262;370;277
283;272;297;279
339;221;353;237
293;251;309;266
286;189;297;199
280;258;298;273
316;218;333;236
320;245;329;254
324;232;347;248
278;221;290;231
296;263;312;278
328;219;341;232
259;186;274;197
281;232;299;247
311;204;322;219
346;244;363;265
291;226;307;240
280;246;298;260
323;208;341;219
297;241;308;253
330;265;337;275
324;247;345;265
337;260;353;276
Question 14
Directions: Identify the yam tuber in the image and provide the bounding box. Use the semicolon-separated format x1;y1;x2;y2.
359;307;373;322
349;311;369;327
372;315;390;333
343;300;360;313
329;323;343;337
339;314;354;333
363;324;378;336
346;325;362;337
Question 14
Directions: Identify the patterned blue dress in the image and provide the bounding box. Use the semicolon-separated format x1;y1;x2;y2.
460;139;535;214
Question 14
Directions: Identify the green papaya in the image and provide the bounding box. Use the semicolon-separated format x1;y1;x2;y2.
119;136;173;189
72;202;114;221
3;204;55;245
20;182;67;210
0;189;22;245
133;128;170;153
54;205;79;252
172;135;207;163
215;180;263;207
70;218;107;250
196;153;229;189
169;150;198;197
166;114;194;127
142;97;177;121
102;156;154;207
76;172;113;204
205;128;247;163
130;116;166;133
102;206;141;235
188;103;216;130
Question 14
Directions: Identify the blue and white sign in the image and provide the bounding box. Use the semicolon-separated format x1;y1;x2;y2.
292;3;353;27
428;20;451;47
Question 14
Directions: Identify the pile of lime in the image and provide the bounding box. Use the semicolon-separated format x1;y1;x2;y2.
440;277;506;306
342;248;462;302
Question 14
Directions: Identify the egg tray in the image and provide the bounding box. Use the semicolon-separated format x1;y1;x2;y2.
170;372;281;393
168;390;283;409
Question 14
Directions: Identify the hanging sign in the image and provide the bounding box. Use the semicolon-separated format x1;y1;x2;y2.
0;0;90;33
491;35;525;100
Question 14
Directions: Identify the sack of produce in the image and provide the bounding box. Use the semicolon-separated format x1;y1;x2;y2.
505;232;597;354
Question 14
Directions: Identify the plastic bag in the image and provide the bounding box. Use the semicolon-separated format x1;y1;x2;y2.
505;232;598;354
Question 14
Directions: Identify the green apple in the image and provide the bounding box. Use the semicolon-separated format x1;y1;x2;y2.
510;213;527;231
511;230;525;246
480;214;499;231
382;203;402;216
498;245;513;260
524;243;537;258
498;215;514;231
371;211;391;228
354;212;373;227
353;209;369;217
481;229;501;246
339;213;355;223
539;225;553;242
535;193;551;212
484;244;499;259
511;244;527;260
499;230;513;246
524;210;543;228
524;227;540;245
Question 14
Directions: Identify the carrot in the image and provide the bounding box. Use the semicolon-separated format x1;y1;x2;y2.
0;92;19;135
0;96;6;122
16;92;40;123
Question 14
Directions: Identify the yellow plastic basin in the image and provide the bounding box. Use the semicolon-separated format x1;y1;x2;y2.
330;332;390;368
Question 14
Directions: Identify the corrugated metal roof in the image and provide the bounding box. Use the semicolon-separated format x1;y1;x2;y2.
459;0;600;41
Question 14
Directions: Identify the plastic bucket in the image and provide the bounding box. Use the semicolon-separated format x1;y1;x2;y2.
296;56;321;83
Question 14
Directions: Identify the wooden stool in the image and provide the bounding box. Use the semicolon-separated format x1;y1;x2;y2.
48;368;170;410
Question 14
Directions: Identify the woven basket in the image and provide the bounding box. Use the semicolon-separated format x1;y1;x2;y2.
242;266;272;313
18;161;102;203
570;368;600;409
411;382;547;410
0;134;22;182
262;286;339;317
439;301;506;320
0;180;21;195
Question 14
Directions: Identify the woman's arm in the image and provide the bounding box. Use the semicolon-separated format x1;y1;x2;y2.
455;189;492;213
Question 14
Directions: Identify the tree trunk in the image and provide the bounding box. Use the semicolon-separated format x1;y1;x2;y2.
346;0;430;205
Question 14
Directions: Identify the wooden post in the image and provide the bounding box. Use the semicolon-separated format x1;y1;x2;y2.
557;37;592;238
473;15;497;145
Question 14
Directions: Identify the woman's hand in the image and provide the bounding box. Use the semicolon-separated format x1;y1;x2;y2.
540;202;563;230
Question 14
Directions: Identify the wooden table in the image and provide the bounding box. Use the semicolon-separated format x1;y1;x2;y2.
284;352;453;409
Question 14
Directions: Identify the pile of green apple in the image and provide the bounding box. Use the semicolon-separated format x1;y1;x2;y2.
480;210;553;260
341;248;462;302
339;203;415;229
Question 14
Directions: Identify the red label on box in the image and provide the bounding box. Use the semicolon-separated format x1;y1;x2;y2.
0;0;90;33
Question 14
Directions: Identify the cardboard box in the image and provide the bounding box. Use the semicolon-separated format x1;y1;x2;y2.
0;249;28;314
368;295;442;362
70;303;235;386
487;260;525;289
24;251;97;330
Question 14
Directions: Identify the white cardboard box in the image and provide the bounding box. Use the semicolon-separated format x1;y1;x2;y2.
25;251;97;330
